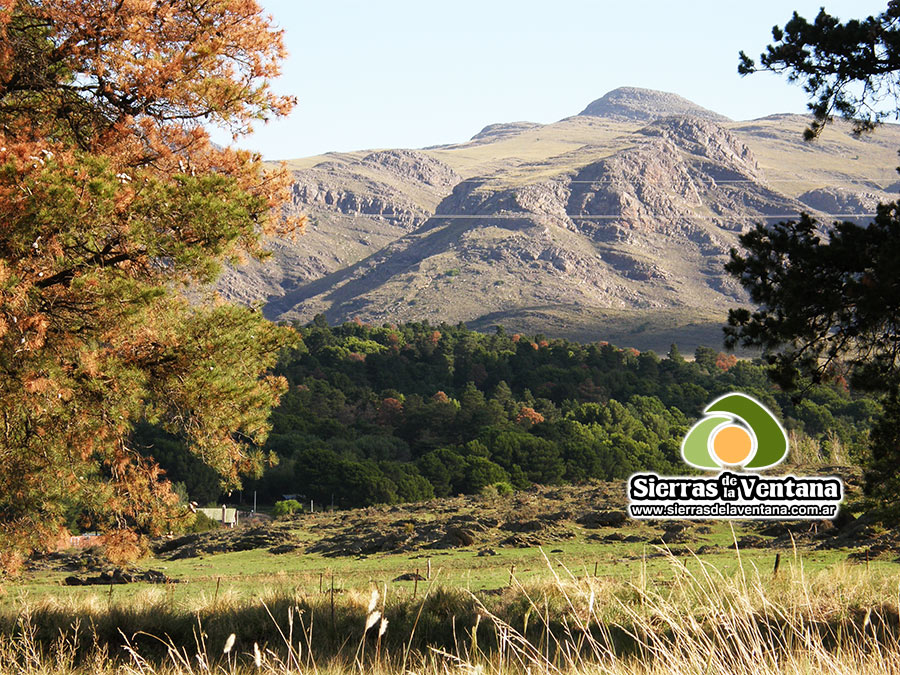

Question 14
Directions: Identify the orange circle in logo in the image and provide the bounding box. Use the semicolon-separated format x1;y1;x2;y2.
712;425;753;465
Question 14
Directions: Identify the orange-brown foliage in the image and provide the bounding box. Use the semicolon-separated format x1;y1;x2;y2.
516;406;545;427
103;529;147;565
378;397;404;425
715;353;738;371
0;550;23;577
0;0;299;557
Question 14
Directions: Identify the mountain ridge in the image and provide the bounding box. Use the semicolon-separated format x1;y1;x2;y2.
214;88;900;352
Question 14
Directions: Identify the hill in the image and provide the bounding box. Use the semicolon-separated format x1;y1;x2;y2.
578;86;730;122
214;88;900;352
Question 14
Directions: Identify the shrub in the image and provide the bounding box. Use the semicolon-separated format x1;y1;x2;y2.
494;481;514;496
272;499;302;518
183;511;221;534
478;484;498;499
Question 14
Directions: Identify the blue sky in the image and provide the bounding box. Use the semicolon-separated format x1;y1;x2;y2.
216;1;888;160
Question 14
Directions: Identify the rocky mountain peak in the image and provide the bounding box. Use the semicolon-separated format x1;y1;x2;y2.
579;87;729;123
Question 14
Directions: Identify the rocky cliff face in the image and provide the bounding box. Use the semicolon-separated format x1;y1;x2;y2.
214;149;459;305
215;88;900;351
797;187;883;224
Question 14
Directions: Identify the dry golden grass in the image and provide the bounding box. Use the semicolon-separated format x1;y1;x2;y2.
1;547;899;674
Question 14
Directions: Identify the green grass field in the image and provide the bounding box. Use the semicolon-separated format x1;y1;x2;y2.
4;528;881;607
3;482;899;674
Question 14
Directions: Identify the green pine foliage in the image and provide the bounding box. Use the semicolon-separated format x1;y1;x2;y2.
179;319;875;510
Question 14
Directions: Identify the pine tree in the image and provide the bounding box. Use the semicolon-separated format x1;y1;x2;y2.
732;2;900;509
0;0;300;562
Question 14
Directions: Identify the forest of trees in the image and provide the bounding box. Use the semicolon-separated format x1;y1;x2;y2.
139;319;882;511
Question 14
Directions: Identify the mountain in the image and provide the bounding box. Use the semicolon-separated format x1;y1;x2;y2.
579;86;729;123
214;88;900;352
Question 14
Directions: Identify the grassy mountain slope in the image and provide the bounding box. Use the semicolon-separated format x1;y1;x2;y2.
217;87;900;352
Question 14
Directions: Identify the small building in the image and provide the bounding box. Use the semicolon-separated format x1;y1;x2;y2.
196;506;239;528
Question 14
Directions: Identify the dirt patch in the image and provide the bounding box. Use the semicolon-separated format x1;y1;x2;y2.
577;511;628;528
300;483;633;556
129;475;873;563
438;527;477;548
26;548;108;574
501;534;542;548
63;568;179;586
152;524;299;560
393;572;426;581
501;519;544;533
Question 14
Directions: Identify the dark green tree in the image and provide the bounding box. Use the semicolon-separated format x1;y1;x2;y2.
866;393;900;507
693;346;718;373
732;2;900;507
725;211;900;391
667;343;684;363
738;4;900;138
